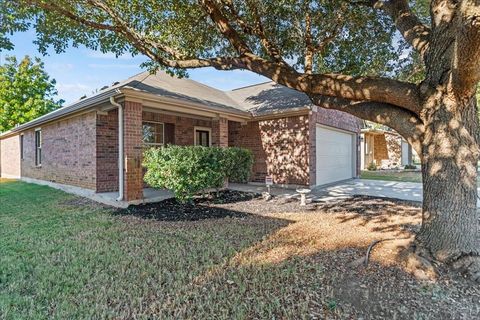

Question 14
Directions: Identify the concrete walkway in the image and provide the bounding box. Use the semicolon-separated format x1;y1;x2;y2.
230;179;480;207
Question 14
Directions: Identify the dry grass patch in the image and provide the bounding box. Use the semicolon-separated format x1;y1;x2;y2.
1;179;478;319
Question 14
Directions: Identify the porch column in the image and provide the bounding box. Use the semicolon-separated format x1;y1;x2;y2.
123;101;144;201
212;117;228;147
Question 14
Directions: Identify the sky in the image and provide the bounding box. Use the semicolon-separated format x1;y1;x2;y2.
2;29;268;105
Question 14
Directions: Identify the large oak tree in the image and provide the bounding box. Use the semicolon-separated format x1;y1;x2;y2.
3;0;480;280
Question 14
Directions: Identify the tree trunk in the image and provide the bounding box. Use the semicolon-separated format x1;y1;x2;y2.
416;91;480;265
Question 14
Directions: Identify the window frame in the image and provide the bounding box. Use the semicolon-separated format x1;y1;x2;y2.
142;121;165;147
194;126;212;147
20;134;24;160
35;128;42;167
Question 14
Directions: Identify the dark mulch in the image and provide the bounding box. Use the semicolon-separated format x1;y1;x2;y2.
114;190;260;221
114;189;424;222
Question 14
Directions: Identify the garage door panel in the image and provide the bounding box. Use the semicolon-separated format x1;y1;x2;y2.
316;125;354;185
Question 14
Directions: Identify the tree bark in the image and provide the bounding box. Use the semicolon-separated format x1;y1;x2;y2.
416;91;480;266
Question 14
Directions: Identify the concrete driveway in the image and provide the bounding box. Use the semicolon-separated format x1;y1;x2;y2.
312;179;423;203
230;179;480;207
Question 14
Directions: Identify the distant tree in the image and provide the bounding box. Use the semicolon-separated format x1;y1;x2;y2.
0;56;63;132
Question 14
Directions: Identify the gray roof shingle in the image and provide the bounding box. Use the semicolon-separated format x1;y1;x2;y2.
227;81;313;116
2;73;325;136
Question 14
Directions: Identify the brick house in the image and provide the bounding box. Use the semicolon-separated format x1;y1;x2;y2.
0;71;361;205
360;128;418;169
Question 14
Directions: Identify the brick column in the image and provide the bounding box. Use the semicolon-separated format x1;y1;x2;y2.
123;101;144;201
212;117;228;147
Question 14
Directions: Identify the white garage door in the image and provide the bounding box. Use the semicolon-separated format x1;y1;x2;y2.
316;125;354;185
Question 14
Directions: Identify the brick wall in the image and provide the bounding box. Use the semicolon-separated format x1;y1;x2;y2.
19;111;97;189
123;101;144;201
96;109;119;192
0;134;21;178
372;132;402;167
229;115;311;186
373;134;388;164
212;118;228;147
312;108;361;133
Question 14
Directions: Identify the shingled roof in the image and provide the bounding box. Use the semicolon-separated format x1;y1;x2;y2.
2;71;320;136
227;81;313;116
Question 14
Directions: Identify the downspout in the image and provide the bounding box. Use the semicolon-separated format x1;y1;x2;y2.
110;96;124;201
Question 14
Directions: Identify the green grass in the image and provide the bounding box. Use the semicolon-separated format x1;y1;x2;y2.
360;170;422;183
0;179;326;319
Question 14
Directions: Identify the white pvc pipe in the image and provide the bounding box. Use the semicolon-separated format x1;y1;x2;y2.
110;96;124;201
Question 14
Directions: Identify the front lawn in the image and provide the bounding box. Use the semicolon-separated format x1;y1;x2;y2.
360;170;422;183
1;179;478;319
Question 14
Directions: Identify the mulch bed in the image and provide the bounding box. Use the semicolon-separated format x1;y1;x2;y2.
115;190;260;221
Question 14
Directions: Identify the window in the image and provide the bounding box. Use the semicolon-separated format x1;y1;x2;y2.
35;129;42;166
194;127;211;147
142;121;164;146
20;134;24;160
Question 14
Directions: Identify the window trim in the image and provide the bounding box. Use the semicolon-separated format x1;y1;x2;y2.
194;126;212;147
20;134;24;160
142;120;165;146
34;128;42;167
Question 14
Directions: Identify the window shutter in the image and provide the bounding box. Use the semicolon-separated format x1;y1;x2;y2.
164;123;175;145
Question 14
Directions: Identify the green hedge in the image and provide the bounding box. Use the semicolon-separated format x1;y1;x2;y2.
143;146;254;202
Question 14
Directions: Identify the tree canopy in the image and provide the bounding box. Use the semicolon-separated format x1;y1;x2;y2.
2;1;427;78
0;56;63;132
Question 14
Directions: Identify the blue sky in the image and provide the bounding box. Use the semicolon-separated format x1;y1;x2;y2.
2;30;268;104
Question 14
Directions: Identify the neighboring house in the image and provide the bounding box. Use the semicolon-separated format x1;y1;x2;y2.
360;128;418;170
0;71;361;204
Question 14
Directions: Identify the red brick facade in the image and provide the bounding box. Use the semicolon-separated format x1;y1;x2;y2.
96;109;119;192
229;115;311;186
212;118;229;147
123;101;144;201
0;134;21;178
229;109;361;187
1;99;361;200
0;112;98;189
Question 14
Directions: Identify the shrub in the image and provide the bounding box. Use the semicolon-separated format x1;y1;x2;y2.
222;147;254;183
367;161;377;171
143;146;253;202
404;164;417;170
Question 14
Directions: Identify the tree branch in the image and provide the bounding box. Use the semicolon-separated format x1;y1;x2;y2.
305;73;422;114
369;0;430;57
198;0;252;55
452;0;480;97
23;0;422;116
22;0;120;32
309;94;424;154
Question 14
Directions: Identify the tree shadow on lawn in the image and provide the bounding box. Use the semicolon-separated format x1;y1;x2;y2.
167;195;478;319
61;191;478;319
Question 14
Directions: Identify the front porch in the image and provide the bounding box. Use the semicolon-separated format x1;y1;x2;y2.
96;98;250;202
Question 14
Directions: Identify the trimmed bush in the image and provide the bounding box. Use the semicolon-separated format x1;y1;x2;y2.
222;147;254;183
404;164;417;170
367;161;377;171
143;146;253;202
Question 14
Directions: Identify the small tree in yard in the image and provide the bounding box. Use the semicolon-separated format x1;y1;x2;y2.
0;56;63;132
6;0;480;279
143;146;253;202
